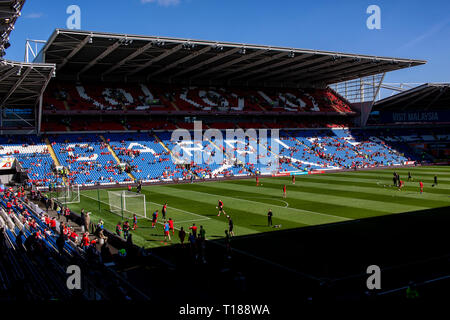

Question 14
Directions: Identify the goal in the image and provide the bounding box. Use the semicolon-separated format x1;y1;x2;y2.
55;184;80;204
107;190;147;219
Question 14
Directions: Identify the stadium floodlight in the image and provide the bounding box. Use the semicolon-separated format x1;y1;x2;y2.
183;41;195;50
289;51;295;58
153;40;165;47
119;38;133;46
213;44;224;51
239;47;246;55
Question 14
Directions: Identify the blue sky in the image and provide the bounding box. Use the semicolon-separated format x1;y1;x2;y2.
5;0;450;84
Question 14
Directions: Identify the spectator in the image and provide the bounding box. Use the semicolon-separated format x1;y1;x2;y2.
84;211;91;234
179;226;186;247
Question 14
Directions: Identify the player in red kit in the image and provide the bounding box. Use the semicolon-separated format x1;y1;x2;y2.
283;185;287;198
292;175;295;184
398;180;404;191
162;202;167;220
217;200;225;216
168;218;175;235
132;213;138;230
152;210;158;228
256;176;259;186
419;181;424;194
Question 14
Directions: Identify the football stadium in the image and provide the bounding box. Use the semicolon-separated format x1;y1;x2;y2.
0;0;449;310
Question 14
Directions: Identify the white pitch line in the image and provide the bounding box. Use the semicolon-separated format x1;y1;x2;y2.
147;200;211;221
239;196;290;208
79;193;210;227
176;218;211;224
164;188;351;222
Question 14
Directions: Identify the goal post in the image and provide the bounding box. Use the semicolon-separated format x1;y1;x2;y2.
54;184;80;204
107;190;147;220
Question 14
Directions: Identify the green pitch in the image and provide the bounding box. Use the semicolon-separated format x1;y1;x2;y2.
65;166;450;248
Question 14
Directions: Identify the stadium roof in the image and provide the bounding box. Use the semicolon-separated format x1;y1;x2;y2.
0;59;55;108
40;29;426;87
374;83;450;111
0;0;25;55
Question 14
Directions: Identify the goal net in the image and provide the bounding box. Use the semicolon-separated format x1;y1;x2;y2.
107;190;147;219
55;184;80;204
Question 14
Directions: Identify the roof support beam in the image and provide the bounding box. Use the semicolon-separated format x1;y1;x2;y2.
127;43;184;76
147;45;212;79
327;63;406;84
170;47;241;79
424;87;448;110
305;61;387;83
280;59;367;83
57;35;91;71
0;67;32;107
401;87;439;111
230;53;314;81
77;40;122;76
102;41;154;77
190;49;269;80
251;55;332;82
379;87;435;108
313;65;400;85
0;66;18;82
212;51;288;80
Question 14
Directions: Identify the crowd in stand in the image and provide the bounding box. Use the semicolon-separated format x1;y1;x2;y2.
1;125;441;189
0;183;158;300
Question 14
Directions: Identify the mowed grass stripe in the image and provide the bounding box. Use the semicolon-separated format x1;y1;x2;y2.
68;166;450;249
331;173;450;189
219;180;428;213
287;174;450;194
394;166;450;173
80;189;210;225
337;169;450;178
139;187;309;233
335;171;450;182
197;180;394;219
74;193;160;248
183;182;387;220
260;177;450;206
358;166;450;174
81;189;269;243
158;184;351;225
312;173;450;187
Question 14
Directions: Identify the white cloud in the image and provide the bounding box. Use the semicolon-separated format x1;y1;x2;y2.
24;12;44;19
399;18;450;50
141;0;181;6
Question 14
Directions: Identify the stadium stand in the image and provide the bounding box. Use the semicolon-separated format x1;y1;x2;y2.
43;83;354;115
50;134;132;186
1;5;448;303
0;185;154;300
2;128;422;189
